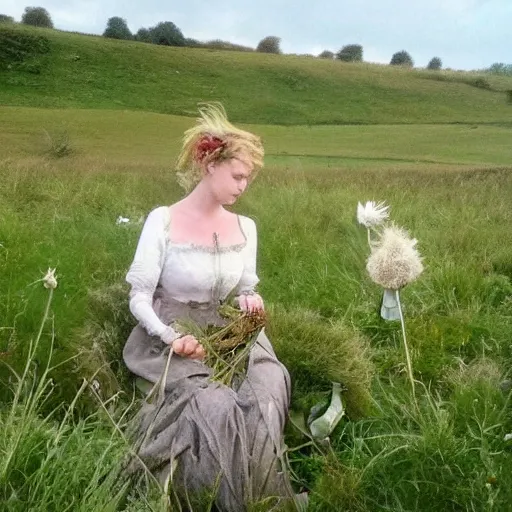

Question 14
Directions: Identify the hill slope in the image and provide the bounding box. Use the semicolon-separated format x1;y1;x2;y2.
1;23;512;125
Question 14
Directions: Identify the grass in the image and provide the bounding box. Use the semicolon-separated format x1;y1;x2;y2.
2;23;512;125
1;28;512;509
1;105;512;510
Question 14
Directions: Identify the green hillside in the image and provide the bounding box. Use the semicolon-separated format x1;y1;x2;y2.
1;23;512;125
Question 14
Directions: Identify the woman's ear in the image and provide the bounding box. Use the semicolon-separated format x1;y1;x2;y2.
206;162;215;175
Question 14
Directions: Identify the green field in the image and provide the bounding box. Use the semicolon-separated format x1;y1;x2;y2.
1;23;512;511
2;23;512;125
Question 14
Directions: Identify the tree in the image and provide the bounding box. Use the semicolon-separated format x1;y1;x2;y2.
488;62;512;75
390;50;414;67
185;37;201;48
336;44;363;62
256;36;281;54
21;7;53;28
149;21;185;46
427;57;442;70
103;17;132;40
0;14;15;23
318;50;334;59
135;28;152;43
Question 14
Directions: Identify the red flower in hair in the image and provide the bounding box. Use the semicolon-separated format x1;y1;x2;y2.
195;135;226;163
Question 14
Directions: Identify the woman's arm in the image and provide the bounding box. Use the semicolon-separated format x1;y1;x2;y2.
126;207;180;344
236;216;264;313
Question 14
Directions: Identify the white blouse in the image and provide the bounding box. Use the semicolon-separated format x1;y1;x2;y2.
126;206;259;343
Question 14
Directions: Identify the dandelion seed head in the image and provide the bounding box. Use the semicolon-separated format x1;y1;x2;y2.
357;201;389;228
366;226;423;289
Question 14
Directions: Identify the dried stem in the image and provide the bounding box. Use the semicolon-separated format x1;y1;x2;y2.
396;289;416;401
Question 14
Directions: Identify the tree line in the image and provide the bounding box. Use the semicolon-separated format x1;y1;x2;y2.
1;7;510;74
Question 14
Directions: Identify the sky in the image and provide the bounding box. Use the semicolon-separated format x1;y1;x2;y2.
2;0;510;70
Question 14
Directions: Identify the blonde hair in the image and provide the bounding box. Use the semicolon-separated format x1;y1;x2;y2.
175;103;264;191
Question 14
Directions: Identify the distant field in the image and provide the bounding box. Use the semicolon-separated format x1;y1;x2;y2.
1;23;512;125
1;107;511;169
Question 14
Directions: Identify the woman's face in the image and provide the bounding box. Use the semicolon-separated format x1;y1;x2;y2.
206;157;253;205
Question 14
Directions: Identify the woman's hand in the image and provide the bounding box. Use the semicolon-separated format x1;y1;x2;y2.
237;292;264;314
172;335;205;360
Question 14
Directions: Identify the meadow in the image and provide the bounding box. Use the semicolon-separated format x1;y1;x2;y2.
1;22;512;511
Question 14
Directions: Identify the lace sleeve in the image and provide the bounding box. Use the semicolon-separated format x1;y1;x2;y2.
235;216;260;295
126;206;176;340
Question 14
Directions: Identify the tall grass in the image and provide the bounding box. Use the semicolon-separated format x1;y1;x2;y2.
1;106;511;509
0;283;168;511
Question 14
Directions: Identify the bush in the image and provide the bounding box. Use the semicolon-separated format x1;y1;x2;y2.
184;37;201;47
21;6;53;28
472;77;491;90
256;36;281;54
135;27;152;43
427;56;442;70
336;44;363;62
0;25;51;69
201;39;254;52
149;21;185;46
318;50;334;59
103;16;132;40
0;14;14;23
43;129;74;158
75;282;134;396
390;50;414;67
267;305;374;418
487;62;512;75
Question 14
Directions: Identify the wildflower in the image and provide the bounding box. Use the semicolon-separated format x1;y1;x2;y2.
366;225;423;400
366;225;423;290
357;201;389;228
43;268;58;289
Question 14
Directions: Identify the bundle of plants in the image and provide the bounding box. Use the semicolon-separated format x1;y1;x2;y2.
175;303;266;388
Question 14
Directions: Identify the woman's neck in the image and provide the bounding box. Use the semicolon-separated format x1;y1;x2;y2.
180;181;225;218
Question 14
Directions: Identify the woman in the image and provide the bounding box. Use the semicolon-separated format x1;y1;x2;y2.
123;104;296;510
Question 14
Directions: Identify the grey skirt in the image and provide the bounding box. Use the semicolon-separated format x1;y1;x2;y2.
123;298;295;511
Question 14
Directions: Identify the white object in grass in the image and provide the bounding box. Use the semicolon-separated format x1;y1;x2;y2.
309;382;345;440
357;201;389;228
43;268;58;289
366;225;423;290
381;288;401;321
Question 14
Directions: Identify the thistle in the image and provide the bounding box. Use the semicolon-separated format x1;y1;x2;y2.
366;225;423;399
356;200;402;319
357;200;389;247
366;226;423;290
